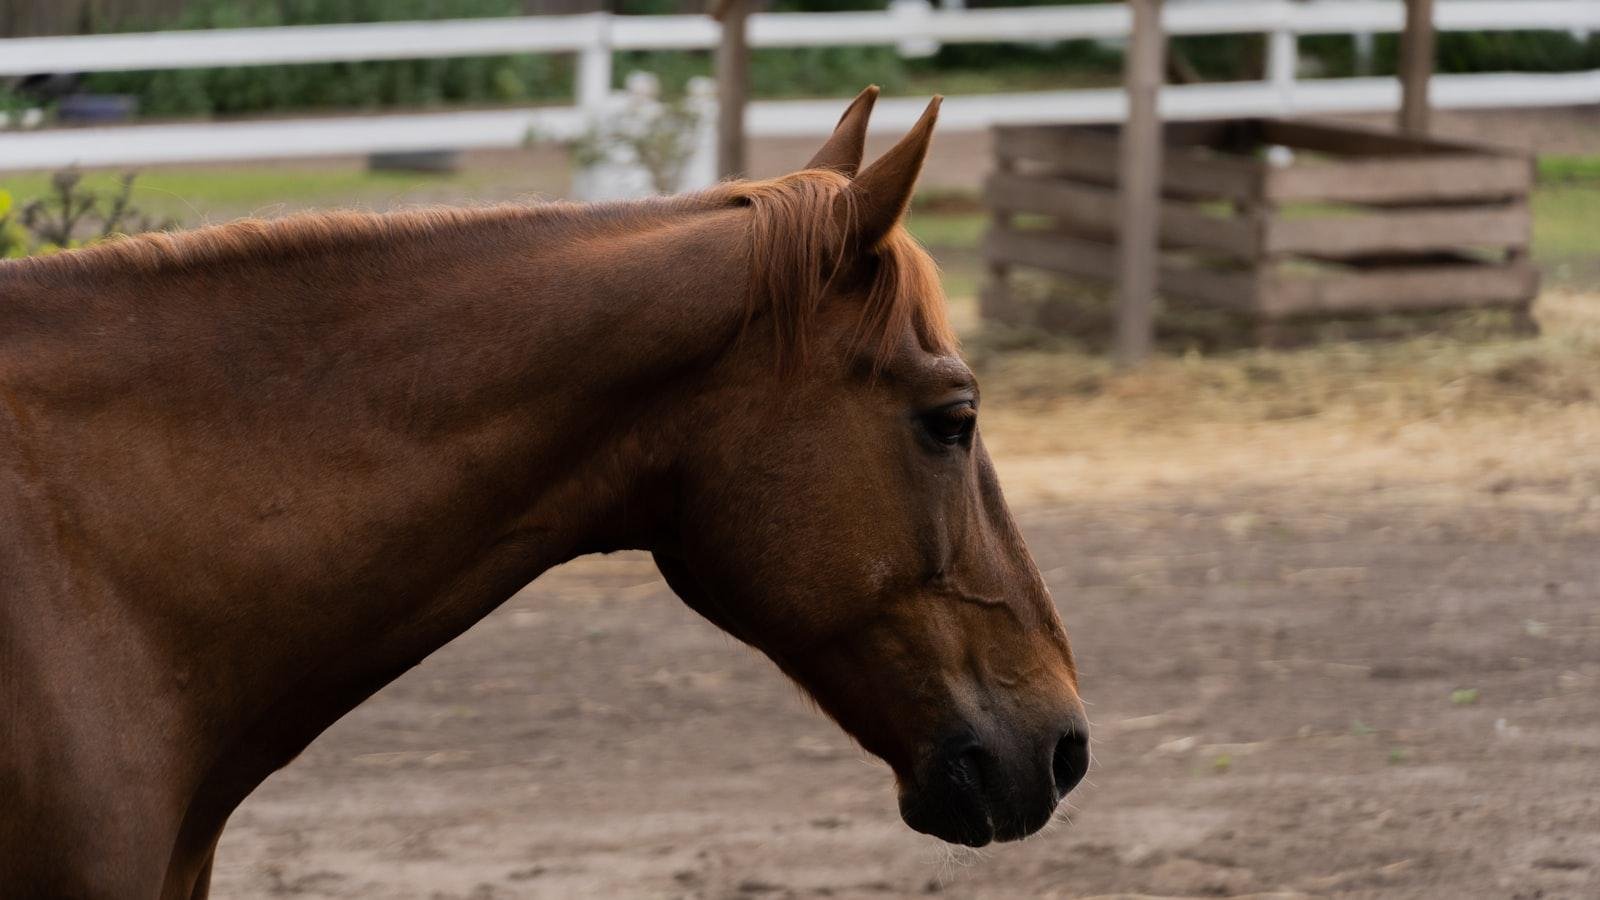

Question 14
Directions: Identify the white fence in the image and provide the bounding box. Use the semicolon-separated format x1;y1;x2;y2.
2;0;1598;171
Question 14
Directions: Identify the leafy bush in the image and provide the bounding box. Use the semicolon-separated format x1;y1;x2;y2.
0;171;175;257
0;191;29;259
1304;30;1600;79
81;0;572;117
568;89;707;193
618;45;911;99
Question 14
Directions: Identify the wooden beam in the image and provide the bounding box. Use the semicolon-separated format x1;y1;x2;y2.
986;227;1116;281
1264;155;1531;204
1398;0;1436;135
1115;0;1166;366
1264;203;1530;258
994;125;1262;204
1264;261;1537;316
985;227;1259;310
713;0;750;179
1260;119;1501;158
984;172;1256;259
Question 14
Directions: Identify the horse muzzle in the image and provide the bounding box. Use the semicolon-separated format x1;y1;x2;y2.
898;721;1089;847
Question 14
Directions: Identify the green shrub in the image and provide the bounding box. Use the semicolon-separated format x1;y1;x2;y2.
0;191;30;259
81;0;572;117
0;172;175;257
1305;29;1600;79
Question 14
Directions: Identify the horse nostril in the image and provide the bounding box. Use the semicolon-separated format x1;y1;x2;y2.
949;740;988;796
1052;728;1089;799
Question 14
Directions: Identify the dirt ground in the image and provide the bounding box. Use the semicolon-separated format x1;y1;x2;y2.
207;378;1600;899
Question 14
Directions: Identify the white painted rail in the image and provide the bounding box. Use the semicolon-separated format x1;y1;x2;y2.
1;0;1597;171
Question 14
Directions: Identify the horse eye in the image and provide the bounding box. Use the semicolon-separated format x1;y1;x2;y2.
920;402;976;447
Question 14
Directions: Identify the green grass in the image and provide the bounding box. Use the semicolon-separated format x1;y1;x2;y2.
1537;154;1600;185
0;167;507;224
1532;183;1600;262
905;209;986;250
905;209;988;303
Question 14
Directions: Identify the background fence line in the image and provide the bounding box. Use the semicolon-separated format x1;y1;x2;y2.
2;0;1598;171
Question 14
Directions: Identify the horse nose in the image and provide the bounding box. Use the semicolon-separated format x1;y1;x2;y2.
1052;726;1089;800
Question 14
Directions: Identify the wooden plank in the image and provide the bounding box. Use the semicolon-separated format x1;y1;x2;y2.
1260;119;1509;159
985;227;1116;281
997;120;1263;154
1263;203;1530;257
1328;249;1484;269
1164;118;1264;150
1156;260;1261;310
995;124;1263;203
995;125;1120;173
1262;261;1538;316
1116;0;1166;365
1265;155;1530;204
714;0;750;178
984;171;1257;258
983;227;1259;310
1399;0;1437;135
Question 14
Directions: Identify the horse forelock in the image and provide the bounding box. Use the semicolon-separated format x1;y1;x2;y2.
710;169;956;374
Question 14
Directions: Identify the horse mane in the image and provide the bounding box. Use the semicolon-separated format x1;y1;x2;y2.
1;169;954;372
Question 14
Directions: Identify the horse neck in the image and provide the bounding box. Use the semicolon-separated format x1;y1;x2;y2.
6;204;753;697
277;205;755;577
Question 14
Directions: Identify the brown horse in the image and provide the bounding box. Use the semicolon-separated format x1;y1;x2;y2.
0;88;1086;898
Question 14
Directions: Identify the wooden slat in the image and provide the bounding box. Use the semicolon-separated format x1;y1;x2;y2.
1264;155;1531;204
1164;118;1264;150
1262;262;1538;316
983;227;1260;310
1157;260;1262;310
1259;119;1510;158
995;125;1263;203
995;125;1118;173
984;172;1257;258
985;226;1116;281
1264;203;1530;257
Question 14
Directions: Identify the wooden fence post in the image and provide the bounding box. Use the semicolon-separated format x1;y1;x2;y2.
713;0;750;179
1115;0;1166;366
1398;0;1436;134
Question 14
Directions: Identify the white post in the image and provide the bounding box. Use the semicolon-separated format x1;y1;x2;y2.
1353;32;1375;76
577;12;613;118
889;0;939;58
1267;26;1297;115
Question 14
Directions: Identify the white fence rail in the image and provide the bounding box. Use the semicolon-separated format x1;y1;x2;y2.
2;0;1598;171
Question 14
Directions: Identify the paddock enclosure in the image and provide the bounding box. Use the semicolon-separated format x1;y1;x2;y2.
982;119;1541;338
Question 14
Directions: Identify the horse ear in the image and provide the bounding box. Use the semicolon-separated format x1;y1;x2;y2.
805;85;880;176
842;95;941;249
